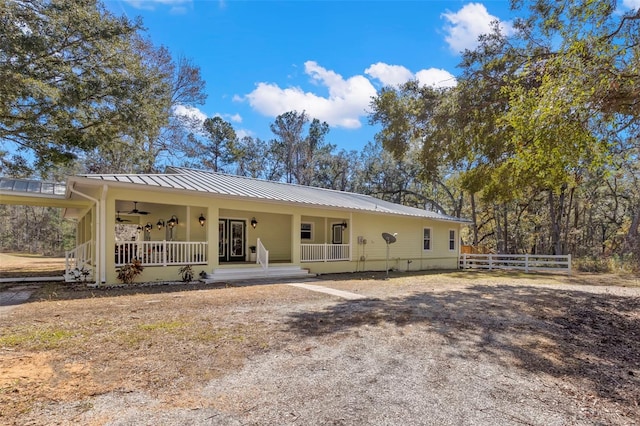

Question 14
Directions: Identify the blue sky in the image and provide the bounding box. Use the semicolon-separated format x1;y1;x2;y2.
103;0;519;152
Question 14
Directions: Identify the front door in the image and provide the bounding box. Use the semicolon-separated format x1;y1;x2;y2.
218;219;246;262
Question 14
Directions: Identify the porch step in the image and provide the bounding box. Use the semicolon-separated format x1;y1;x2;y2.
203;265;314;283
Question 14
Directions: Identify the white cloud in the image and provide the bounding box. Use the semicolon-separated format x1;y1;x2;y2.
236;129;253;140
623;0;640;8
244;61;377;129
364;63;414;86
173;106;244;126
415;68;457;88
172;104;207;125
442;3;514;53
242;61;458;129
226;113;242;123
366;62;457;88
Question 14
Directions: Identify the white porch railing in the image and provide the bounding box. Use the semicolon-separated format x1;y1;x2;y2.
459;253;572;274
301;244;350;262
65;240;93;281
256;238;269;271
115;241;208;266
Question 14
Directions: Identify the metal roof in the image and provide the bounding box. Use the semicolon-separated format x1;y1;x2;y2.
75;167;468;223
0;177;66;197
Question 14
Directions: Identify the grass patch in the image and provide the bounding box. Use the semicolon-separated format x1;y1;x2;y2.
0;328;75;350
137;321;188;332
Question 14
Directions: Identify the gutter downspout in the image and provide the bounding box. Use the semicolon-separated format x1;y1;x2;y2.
100;185;107;284
68;185;105;286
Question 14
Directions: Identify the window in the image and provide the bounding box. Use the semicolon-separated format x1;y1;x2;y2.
449;229;456;251
332;224;343;244
423;228;431;251
301;222;313;240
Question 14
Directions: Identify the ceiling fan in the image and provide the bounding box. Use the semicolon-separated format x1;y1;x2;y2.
116;212;131;223
128;201;150;215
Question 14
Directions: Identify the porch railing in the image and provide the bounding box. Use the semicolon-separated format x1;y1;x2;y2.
65;240;93;281
256;238;269;270
115;241;208;267
459;253;572;274
301;244;350;262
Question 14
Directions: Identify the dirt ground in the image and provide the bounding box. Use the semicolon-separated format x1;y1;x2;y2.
0;256;639;425
0;253;66;278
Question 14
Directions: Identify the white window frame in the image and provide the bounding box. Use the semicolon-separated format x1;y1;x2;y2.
449;229;456;251
301;222;313;241
423;227;432;251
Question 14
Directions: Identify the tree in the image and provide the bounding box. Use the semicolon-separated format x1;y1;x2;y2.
199;116;238;172
0;0;187;175
268;111;337;186
368;1;640;260
270;111;309;184
234;136;271;179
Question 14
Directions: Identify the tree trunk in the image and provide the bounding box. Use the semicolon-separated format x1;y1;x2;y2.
624;203;640;253
470;193;479;246
548;186;566;255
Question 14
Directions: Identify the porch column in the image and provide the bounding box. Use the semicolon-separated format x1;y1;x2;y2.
104;187;116;284
349;212;353;261
291;213;301;264
207;206;219;271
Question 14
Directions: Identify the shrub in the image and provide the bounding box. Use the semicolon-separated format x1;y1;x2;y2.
574;255;639;273
116;259;144;284
178;264;194;282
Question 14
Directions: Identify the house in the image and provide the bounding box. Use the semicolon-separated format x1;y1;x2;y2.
1;168;469;285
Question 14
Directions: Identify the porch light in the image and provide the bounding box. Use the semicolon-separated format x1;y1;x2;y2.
157;219;165;230
167;215;178;228
198;213;206;226
136;225;142;232
341;220;348;229
145;222;153;233
250;217;258;229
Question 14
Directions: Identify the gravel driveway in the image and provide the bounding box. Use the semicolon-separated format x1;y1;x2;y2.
2;272;639;425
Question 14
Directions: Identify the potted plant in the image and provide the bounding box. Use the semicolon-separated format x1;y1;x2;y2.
249;245;257;262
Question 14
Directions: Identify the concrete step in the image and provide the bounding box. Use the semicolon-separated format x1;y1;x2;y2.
203;265;313;283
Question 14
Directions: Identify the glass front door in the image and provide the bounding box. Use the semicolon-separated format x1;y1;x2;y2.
218;219;246;262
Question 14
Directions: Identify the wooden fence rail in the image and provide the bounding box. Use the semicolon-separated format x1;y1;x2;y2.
460;253;572;274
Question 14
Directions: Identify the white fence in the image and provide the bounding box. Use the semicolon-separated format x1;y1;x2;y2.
256;238;269;270
460;253;572;274
65;240;94;281
115;241;208;266
301;244;350;262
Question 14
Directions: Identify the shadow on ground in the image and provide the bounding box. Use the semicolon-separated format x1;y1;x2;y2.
286;284;640;411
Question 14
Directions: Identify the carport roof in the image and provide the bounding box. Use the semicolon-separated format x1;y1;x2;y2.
73;167;469;223
0;177;89;209
0;177;66;196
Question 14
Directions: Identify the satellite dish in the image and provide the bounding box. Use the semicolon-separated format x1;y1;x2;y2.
382;232;397;278
382;232;397;244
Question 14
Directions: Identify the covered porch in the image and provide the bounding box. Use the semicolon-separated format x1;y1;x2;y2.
65;197;353;284
217;209;352;266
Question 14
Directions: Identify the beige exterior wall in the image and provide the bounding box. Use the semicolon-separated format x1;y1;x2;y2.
76;183;461;285
304;212;460;275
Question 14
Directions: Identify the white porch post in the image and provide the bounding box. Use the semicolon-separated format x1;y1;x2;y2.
99;185;107;284
207;207;218;270
292;213;301;264
349;212;353;261
186;206;191;241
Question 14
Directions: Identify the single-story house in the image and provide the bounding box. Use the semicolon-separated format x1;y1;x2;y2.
1;167;469;285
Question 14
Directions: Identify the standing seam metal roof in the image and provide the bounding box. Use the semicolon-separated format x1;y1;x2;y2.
76;168;467;222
